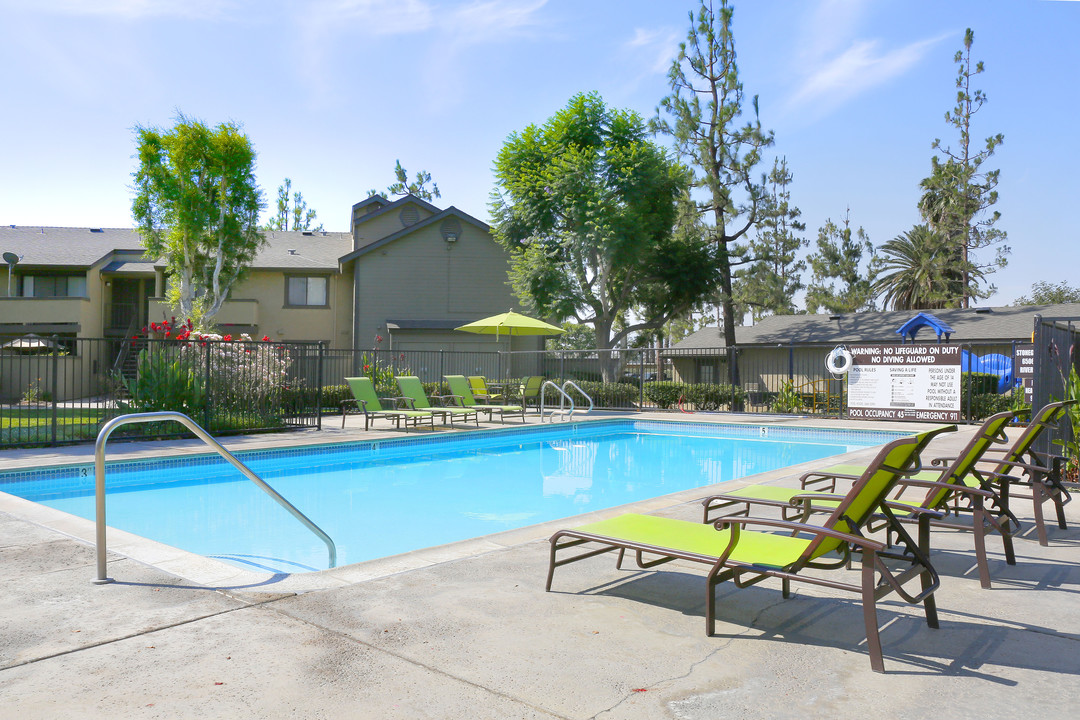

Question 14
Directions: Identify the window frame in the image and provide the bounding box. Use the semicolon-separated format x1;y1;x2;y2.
283;274;330;309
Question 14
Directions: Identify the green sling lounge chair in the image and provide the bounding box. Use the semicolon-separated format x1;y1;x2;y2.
396;376;480;426
961;400;1076;546
547;425;956;674
703;412;1018;589
445;376;525;423
342;377;435;431
467;376;504;403
517;376;545;411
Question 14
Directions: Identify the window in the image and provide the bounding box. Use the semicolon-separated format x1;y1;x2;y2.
286;276;328;307
22;275;87;298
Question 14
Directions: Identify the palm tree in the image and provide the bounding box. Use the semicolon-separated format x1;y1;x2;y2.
872;225;969;310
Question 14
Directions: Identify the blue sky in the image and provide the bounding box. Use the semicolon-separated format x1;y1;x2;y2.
1;0;1076;306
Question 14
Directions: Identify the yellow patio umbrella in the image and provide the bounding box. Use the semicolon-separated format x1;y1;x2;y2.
455;310;565;341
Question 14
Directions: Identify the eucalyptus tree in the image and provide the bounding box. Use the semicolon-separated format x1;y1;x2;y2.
805;210;876;314
490;92;719;379
266;178;323;232
734;157;806;323
653;0;773;346
872;225;968;311
132;114;264;329
919;28;1008;308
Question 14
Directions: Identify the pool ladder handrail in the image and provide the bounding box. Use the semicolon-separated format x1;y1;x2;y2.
93;411;337;584
561;380;594;415
540;381;574;422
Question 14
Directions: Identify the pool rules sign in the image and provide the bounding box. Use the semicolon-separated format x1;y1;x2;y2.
846;344;962;422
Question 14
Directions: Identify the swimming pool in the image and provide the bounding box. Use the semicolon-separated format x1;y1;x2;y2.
0;420;902;573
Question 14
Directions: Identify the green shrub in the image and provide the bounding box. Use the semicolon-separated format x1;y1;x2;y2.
770;380;802;413
117;345;206;416
683;383;744;411
567;380;639;409
643;381;685;409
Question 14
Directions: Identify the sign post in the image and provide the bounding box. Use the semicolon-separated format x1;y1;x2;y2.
846;344;962;422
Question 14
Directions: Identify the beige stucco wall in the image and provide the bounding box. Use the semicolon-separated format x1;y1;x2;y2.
149;268;353;347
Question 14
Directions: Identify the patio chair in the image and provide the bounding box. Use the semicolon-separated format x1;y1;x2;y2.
445;376;525;423
703;412;1018;588
341;377;435;431
467;376;504;403
395;376;480;426
960;400;1076;545
517;376;545;411
547;425;956;673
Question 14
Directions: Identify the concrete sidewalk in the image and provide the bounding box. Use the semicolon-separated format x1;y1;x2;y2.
3;418;1080;718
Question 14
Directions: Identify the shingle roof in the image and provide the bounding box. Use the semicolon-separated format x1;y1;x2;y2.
0;226;352;271
671;304;1080;350
0;226;148;268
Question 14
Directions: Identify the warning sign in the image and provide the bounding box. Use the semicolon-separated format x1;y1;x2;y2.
846;344;962;422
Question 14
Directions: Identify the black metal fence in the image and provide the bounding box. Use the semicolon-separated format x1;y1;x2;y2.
2;335;1066;448
1;337;324;447
1032;315;1079;457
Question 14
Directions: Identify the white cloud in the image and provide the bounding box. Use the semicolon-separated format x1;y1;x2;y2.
625;27;678;75
783;0;948;120
448;0;548;43
788;35;943;113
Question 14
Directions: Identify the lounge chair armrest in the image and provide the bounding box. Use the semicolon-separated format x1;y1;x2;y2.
893;478;996;498
713;516;886;552
974;458;1050;475
440;394;467;407
798;471;852;491
388;396;416;410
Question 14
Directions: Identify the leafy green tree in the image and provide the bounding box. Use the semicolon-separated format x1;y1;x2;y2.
490;92;718;379
1012;281;1080;306
653;0;773;346
265;178;323;232
547;322;596;352
805;209;875;314
368;160;441;201
872;225;963;310
734;157;806;323
919;28;1008;308
132;114;264;329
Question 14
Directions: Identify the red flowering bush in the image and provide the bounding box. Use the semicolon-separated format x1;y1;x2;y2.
122;318;292;420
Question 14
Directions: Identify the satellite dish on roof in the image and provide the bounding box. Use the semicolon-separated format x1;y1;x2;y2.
2;252;18;265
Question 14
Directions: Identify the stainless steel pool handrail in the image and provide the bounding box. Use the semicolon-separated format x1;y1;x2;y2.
93;411;336;583
540;381;574;422
560;380;593;415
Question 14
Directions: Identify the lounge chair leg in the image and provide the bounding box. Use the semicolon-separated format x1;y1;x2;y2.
615;548;626;569
973;504;992;589
1033;483;1050;546
781;577;790;599
917;513;939;628
861;554;885;673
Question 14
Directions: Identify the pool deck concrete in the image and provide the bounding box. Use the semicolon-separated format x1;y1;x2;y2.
3;412;1080;718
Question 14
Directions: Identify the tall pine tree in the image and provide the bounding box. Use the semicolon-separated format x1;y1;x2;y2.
919;28;1008;307
734;157;806;323
805;209;875;314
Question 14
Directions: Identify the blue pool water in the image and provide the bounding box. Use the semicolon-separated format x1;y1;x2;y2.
0;420;901;573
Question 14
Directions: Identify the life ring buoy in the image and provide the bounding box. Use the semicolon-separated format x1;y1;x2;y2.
825;346;853;375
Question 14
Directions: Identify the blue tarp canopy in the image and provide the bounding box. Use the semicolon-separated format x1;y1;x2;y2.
896;312;954;343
